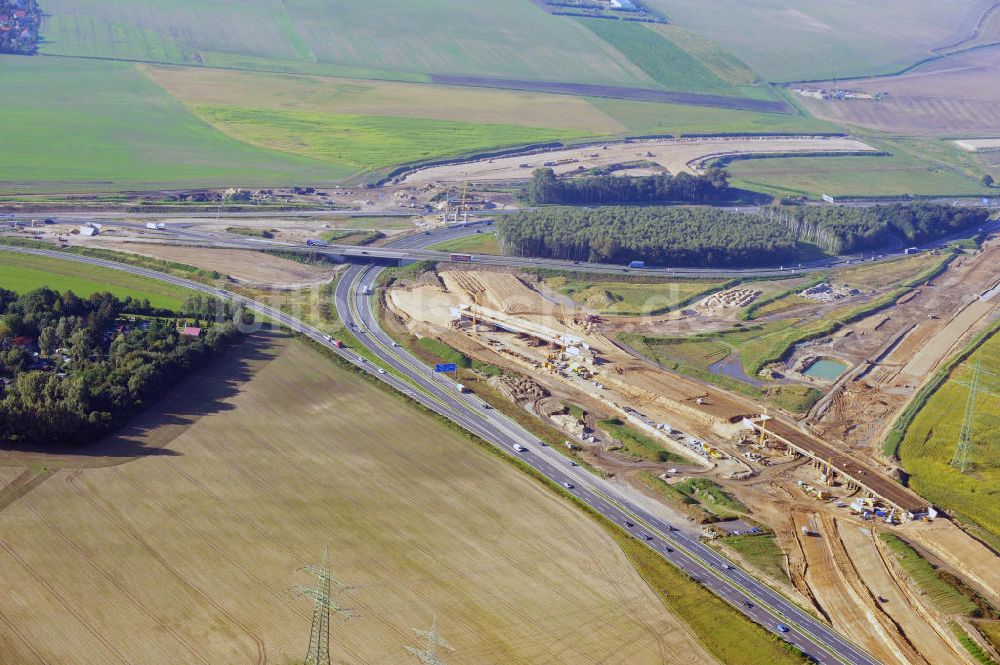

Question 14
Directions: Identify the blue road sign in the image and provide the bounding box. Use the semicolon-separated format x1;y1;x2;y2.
434;363;458;373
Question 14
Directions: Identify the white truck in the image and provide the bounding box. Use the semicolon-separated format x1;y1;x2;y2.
513;444;527;452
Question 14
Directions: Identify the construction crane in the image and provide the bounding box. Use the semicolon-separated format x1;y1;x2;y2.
292;548;354;665
753;411;772;447
404;615;454;665
823;456;835;485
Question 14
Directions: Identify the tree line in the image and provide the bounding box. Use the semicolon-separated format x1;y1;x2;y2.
496;206;802;266
495;203;989;267
781;203;989;254
0;288;248;447
0;0;40;54
522;167;733;205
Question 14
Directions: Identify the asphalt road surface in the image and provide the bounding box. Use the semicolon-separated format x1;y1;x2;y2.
20;211;998;279
331;229;884;665
0;240;882;665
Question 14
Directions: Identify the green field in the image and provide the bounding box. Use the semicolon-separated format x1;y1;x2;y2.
879;534;980;616
0;57;347;193
599;417;686;463
647;24;759;86
898;329;1000;540
430;232;502;255
642;0;989;81
141;64;628;134
575;18;742;96
39;0;652;86
191;106;593;171
543;274;727;316
976;622;1000;657
728;152;995;199
0;251;190;309
319;229;381;245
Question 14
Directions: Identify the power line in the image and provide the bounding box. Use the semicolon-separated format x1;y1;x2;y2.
951;360;983;473
292;547;354;665
404;615;454;665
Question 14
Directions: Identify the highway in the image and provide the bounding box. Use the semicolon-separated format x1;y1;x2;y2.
332;229;883;665
0;240;881;665
11;207;999;280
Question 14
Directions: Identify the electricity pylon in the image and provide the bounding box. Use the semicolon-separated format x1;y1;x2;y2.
404;615;454;665
292;548;354;665
948;360;1000;474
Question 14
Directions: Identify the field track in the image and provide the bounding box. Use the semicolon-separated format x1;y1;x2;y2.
430;75;791;113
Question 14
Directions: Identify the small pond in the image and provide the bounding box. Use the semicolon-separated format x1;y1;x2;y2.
802;358;848;380
708;353;764;386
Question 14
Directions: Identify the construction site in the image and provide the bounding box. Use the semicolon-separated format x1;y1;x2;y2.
382;236;1000;664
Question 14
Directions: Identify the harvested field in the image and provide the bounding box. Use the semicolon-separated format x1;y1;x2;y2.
798;48;1000;136
0;334;712;664
401;135;877;183
100;243;339;287
429;75;789;112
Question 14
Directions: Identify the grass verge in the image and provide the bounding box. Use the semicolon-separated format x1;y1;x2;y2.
880;534;982;616
951;623;1000;665
599;417;687;464
722;533;790;583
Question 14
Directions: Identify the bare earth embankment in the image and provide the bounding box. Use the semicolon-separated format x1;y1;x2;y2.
400;136;876;183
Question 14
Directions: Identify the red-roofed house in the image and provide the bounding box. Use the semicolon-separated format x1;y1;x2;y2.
10;336;34;348
180;326;202;337
13;9;25;17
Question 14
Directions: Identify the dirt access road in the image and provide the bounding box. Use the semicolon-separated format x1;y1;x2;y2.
400;136;877;183
388;267;925;512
